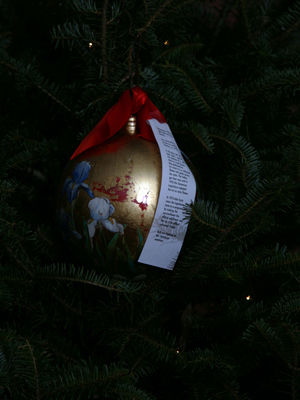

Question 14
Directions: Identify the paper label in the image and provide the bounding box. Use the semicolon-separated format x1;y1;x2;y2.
138;119;196;270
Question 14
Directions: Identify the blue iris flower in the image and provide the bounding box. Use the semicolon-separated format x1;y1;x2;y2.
62;161;95;203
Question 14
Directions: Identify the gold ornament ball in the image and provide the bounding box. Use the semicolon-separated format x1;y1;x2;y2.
57;116;164;278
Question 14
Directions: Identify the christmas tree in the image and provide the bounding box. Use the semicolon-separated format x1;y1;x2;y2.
1;0;300;398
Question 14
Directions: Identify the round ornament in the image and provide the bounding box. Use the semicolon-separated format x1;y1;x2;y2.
57;88;200;279
57;116;163;278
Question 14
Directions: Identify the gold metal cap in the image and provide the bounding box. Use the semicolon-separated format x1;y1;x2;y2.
124;115;137;135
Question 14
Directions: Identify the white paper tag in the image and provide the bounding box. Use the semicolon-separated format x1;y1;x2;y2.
138;119;196;270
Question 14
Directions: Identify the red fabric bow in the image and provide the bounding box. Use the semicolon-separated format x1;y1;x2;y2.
70;87;166;159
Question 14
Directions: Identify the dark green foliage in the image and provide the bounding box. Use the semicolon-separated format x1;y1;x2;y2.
1;0;300;399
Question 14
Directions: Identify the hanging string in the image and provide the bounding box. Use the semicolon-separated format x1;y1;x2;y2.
128;44;133;97
135;36;141;87
128;39;143;96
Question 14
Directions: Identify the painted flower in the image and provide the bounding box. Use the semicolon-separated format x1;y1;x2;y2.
62;161;94;203
87;197;124;238
88;197;115;221
58;208;82;242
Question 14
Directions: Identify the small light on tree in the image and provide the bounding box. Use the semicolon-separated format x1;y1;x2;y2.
89;42;93;48
246;295;251;301
164;40;169;45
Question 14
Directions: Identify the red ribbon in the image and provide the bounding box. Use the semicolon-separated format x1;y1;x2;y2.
70;87;166;159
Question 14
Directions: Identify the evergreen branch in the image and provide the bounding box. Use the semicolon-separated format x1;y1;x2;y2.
69;0;101;14
264;252;300;271
40;364;132;399
165;63;213;113
269;2;300;45
289;271;300;284
0;238;34;278
238;0;252;41
229;192;267;229
190;377;202;400
133;331;178;361
135;36;141;86
137;0;174;35
128;43;133;88
146;89;181;110
142;0;148;16
207;2;233;54
78;93;112;113
184;229;229;278
124;9;133;34
241;68;300;99
0;49;75;115
184;179;288;277
180;347;238;375
210;134;247;161
129;353;146;375
171;0;196;13
220;97;245;130
229;177;294;229
153;42;204;64
110;384;157;400
114;327;177;362
34;83;75;115
0;180;18;197
37;264;144;293
43;276;134;292
114;312;166;357
193;132;212;153
101;0;108;82
0;30;12;42
242;163;250;191
0;216;17;228
254;321;300;372
106;2;121;26
46;342;79;364
25;339;40;400
0;331;47;397
188;122;215;153
51;35;100;46
0;277;33;284
273;19;300;45
7;151;34;169
271;292;300;317
227;216;266;243
137;309;165;328
117;332;133;356
281;323;299;400
51;292;85;317
51;22;99;47
191;204;225;232
193;215;224;232
0;58;17;71
35;226;54;248
6;137;57;170
219;378;242;400
210;132;260;189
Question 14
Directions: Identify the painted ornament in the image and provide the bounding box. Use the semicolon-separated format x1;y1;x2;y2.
57;117;164;278
57;88;198;279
